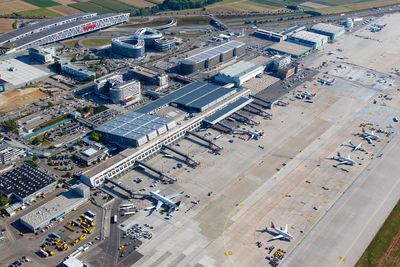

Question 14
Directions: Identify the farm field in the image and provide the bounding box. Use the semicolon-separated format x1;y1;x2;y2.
0;0;37;16
16;8;61;18
119;0;155;7
0;19;16;33
21;0;60;7
48;5;82;15
68;0;136;14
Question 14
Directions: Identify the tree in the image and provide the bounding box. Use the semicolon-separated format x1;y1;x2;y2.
1;119;17;132
32;154;38;161
90;131;102;142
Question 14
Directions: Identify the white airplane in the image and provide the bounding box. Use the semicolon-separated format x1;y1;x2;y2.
362;128;379;143
296;91;316;100
318;78;335;85
335;152;357;165
269;222;294;241
348;140;365;152
144;190;183;214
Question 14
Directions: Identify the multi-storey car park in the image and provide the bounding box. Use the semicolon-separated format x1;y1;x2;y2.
180;40;245;75
0;13;129;54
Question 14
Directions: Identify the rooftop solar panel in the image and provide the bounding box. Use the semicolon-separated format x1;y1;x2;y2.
189;87;236;110
173;83;220;106
184;41;244;64
204;97;253;124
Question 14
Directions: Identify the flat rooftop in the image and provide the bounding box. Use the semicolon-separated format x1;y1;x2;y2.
310;23;345;34
183;40;244;64
204;97;253;124
20;184;88;228
0;164;55;200
268;41;312;57
218;61;263;78
290;30;328;43
0;58;49;86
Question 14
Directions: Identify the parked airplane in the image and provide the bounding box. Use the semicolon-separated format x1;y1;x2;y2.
335;152;357;165
318;78;335;85
296;91;316;100
348;140;365;152
144;190;183;214
362;128;379;143
268;222;294;241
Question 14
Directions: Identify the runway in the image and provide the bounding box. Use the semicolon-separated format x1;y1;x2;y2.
283;129;400;267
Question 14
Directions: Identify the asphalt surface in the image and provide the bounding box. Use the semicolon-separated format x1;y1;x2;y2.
283;129;400;267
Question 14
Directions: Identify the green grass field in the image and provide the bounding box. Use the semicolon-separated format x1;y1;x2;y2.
177;16;210;26
82;38;111;47
357;200;400;267
21;0;60;8
16;8;61;18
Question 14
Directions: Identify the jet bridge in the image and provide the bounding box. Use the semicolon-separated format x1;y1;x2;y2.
216;122;234;132
233;112;260;125
249;95;272;108
186;131;223;153
162;145;200;168
135;160;177;182
104;178;133;196
246;104;272;118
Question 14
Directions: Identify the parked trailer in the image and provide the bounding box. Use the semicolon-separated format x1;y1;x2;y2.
113;215;117;223
120;204;135;208
39;249;49;257
84;215;93;223
123;211;136;216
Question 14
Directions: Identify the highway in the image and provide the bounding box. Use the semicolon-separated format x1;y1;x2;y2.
283;129;400;266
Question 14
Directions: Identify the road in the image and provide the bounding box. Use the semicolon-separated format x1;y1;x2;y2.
283;129;400;267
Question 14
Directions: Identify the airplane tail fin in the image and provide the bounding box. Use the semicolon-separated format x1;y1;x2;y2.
175;201;181;207
312;93;316;97
337;152;341;157
362;128;365;133
154;189;160;194
271;221;275;228
260;132;264;137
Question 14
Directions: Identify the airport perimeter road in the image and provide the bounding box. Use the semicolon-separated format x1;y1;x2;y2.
283;131;400;267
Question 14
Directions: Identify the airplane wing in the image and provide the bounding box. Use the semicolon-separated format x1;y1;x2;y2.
155;200;163;211
271;234;284;240
165;191;183;199
365;137;372;144
284;224;288;233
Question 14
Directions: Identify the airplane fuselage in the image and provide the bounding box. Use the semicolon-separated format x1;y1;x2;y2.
150;191;178;208
272;227;294;240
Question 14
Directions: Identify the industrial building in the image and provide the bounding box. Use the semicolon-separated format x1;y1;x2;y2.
277;62;302;79
254;29;286;42
20;184;89;232
309;23;345;40
29;47;56;63
180;41;245;75
0;144;25;164
0;164;56;203
215;61;264;86
280;25;306;36
111;36;145;58
128;66;168;86
268;41;312;58
288;31;328;49
60;58;95;80
95;111;176;147
2;13;129;54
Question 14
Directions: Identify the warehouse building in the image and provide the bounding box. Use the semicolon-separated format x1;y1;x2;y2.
76;146;108;166
254;29;286;42
4;13;129;54
288;31;328;49
111;37;145;58
128;66;168;86
0;164;56;203
268;41;312;58
280;25;306;36
20;184;89;232
95;111;176;147
309;23;345;40
29;47;56;63
180;41;245;75
60;58;95;80
215;61;264;86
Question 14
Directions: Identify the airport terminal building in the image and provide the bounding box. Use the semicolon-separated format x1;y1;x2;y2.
309;23;345;40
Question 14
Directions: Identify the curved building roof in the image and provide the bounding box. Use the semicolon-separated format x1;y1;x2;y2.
112;36;145;49
133;28;162;41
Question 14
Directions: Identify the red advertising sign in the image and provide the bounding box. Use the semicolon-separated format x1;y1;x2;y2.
84;24;97;31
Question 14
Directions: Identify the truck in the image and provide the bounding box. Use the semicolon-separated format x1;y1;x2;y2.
39;249;49;258
51;232;61;239
123;211;136;216
113;215;117;224
86;210;95;217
